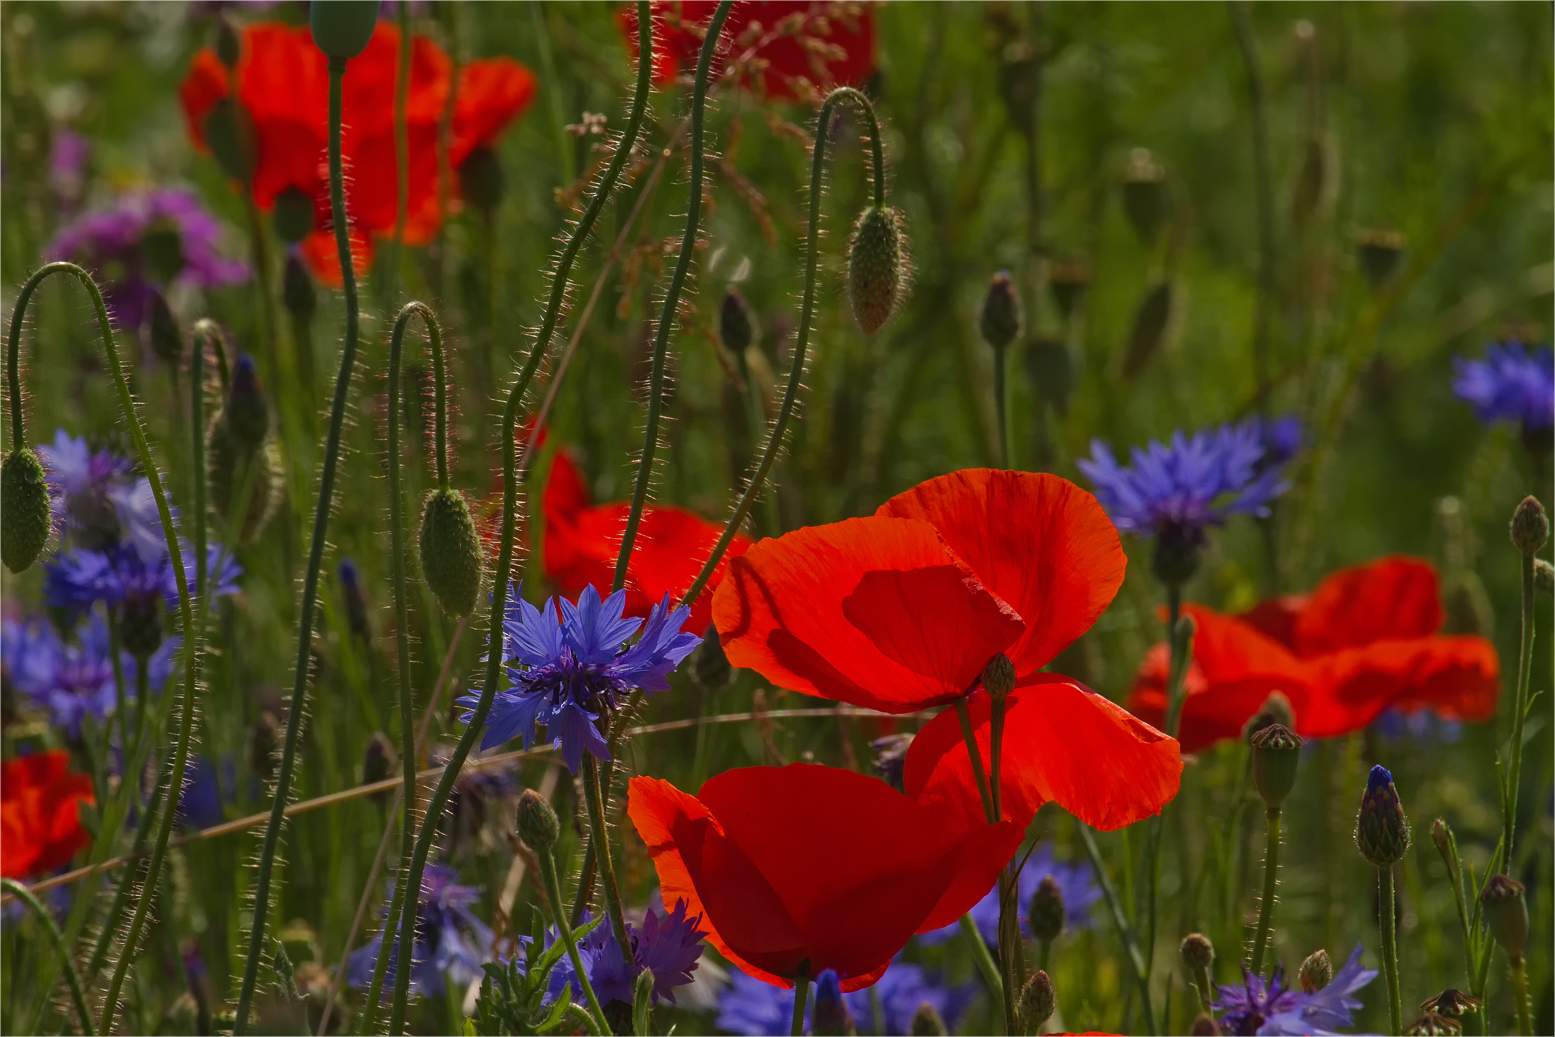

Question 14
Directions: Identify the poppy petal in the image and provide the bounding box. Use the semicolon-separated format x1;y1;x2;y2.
713;516;1025;713
1293;556;1445;656
877;469;1126;676
1299;635;1501;737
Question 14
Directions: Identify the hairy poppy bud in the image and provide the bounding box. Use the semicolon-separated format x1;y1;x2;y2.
1048;260;1090;321
812;970;854;1036
1122;148;1168;242
418;488;483;618
148;290;184;365
982;652;1016;701
1403;1012;1462;1036
1356;228;1406;289
216;17;241;69
1180;932;1214;972
121;588;165;659
339;558;372;642
848;206;905;336
516;788;559;852
1479;874;1528;960
909;1002;948;1036
979;270;1022;350
272;187;315;246
2;448;53;573
1356;765;1410;868
691;624;733;692
1019;970;1056;1032
1243;691;1296;743
1299;948;1332;993
1536;558;1553;595
1122;280;1174;379
870;733;913;793
1028;875;1065;944
283;253;317;318
310;1;379;61
1509;495;1548;557
720;290;755;355
459;146;505;214
1251;723;1303;809
1421;989;1482;1020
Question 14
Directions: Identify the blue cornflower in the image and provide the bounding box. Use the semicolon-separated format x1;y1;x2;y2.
1213;944;1377;1036
715;970;796;1036
547;900;708;1008
37;429;143;552
175;756;234;830
1;612;178;739
46;541;241;619
715;958;972;1036
1373;707;1462;745
1453;342;1554;432
347;863;494;998
920;841;1101;946
458;584;699;773
1253;414;1305;470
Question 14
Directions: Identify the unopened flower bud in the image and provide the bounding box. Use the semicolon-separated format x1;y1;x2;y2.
1421;989;1482;1020
272;187;316;245
1535;558;1553;595
1356;228;1406;289
459;146;505;214
418;489;484;618
982;652;1016;701
516;788;560;852
120;588;166;659
339;558;372;642
1509;495;1548;557
1019;971;1056;1032
979;270;1022;350
1356;765;1410;868
1180;932;1214;972
870;733;913;793
1251;723;1303;809
1404;1012;1462;1036
283;253;317;317
1028;875;1065;944
1190;1014;1221;1036
691;624;733;692
1243;691;1296;743
848;205;905;336
1478;874;1528;960
310;0;379;61
812;969;854;1036
216;17;241;69
204;98;254;182
148;290;184;365
1151;519;1203;587
1299;948;1332;993
720;290;755;355
1048;260;1090;321
1122;148;1168;242
225;354;270;452
2;448;53;573
909;1002;948;1036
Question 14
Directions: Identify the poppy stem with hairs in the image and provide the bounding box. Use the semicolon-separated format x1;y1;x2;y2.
583;754;635;970
790;970;811;1037
1501;520;1539;874
1;879;94;1036
1249;805;1281;976
1148;582;1191;976
993;342;1011;469
536;843;612;1036
386;3;658;1027
1379;865;1402;1035
234;49;363;1035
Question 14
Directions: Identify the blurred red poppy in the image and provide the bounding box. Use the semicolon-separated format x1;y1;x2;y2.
619;1;876;101
1129;556;1501;752
713;468;1182;831
2;751;95;879
179;21;535;282
627;764;1022;991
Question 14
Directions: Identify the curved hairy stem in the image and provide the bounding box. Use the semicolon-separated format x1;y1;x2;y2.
234;55;364;1033
2;879;94;1036
385;8;657;1031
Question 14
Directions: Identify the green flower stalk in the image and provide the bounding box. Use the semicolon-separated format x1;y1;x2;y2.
1181;932;1215;1015
1249;723;1302;975
1479;875;1531;1036
1;878;94;1036
979;270;1022;469
1501;495;1545;875
1357;764;1410;1035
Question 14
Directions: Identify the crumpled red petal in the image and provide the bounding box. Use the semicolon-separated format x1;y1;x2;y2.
1292;556;1445;656
2;751;96;880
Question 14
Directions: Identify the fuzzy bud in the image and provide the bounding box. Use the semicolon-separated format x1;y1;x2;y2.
691;624;733;693
1019;971;1056;1032
812;970;854;1036
909;1002;948;1036
1122;148;1168;242
1356;229;1406;289
1535;558;1553;596
1404;1012;1462;1036
1027;875;1065;945
979;270;1022;350
418;489;483;618
848;206;905;336
1190;1015;1222;1036
2;448;53;573
720;290;755;355
982;652;1016;701
1243;691;1297;743
283;253;317;317
310;1;379;61
1299;948;1332;993
1421;989;1482;1020
1251;723;1303;809
339;558;372;642
148;290;184;365
206;416;282;544
1509;495;1548;557
516;788;560;852
459;146;505;214
1180;932;1214;972
1478;874;1528;960
1356;765;1410;868
120;588;166;659
272;187;316;245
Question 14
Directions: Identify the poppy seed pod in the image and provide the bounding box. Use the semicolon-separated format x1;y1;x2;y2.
418;488;483;618
909;1002;948;1036
979;270;1022;350
1421;989;1482;1019
309;1;379;61
1356;765;1410;868
848;205;904;336
1251;723;1303;809
516;789;559;852
1020;971;1056;1032
1478;874;1528;960
1509;495;1548;557
458;146;505;214
1299;948;1332;993
283;253;317;318
272;187;316;246
149;290;184;365
719;290;755;355
2;448;53;573
1180;932;1214;972
1027;875;1065;944
982;652;1016;701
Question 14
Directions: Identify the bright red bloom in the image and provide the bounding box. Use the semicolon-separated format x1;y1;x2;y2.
179;21;535;282
2;751;95;879
713;468;1183;831
627;764;1022;991
1129;556;1501;752
620;1;876;101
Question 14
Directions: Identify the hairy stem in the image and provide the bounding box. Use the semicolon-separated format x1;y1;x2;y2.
1511;955;1532;1036
1379;867;1402;1036
583;755;635;968
1250;806;1281;976
539;851;611;1036
2;879;94;1036
1501;552;1536;871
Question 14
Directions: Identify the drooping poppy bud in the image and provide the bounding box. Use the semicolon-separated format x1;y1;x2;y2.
1180;932;1214;972
1048;260;1090;321
459;146;505;215
1019;970;1056;1033
1509;495;1548;557
216;16;241;70
1122;148;1168;242
1299;948;1332;992
848;206;905;336
1421;988;1482;1020
1404;1011;1463;1036
1356;765;1410;868
283;253;317;318
309;0;379;61
720;290;755;355
418;488;484;618
1356;229;1406;289
1027;875;1065;944
148;290;184;365
272;187;316;246
812;969;855;1036
121;587;166;659
1251;723;1303;809
517;788;559;851
978;270;1022;350
338;558;372;643
1478;874;1528;960
2;447;53;573
982;652;1016;701
909;1002;948;1036
1242;691;1296;743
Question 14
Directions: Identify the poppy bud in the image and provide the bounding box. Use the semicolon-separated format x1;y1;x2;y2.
720;290;755;355
458;146;505;215
1403;1012;1461;1036
516;788;559;852
121;588;166;659
1019;970;1056;1032
1251;723;1303;809
272;187;316;246
870;733;913;793
216;17;241;70
1024;338;1073;415
979;270;1022;350
339;558;372;642
1356;765;1410;869
1151;519;1203;588
204;98;254;182
148;290;184;365
225;354;271;452
909;1002;948;1036
1356;229;1406;289
418;488;483;618
283;253;317;318
691;624;733;693
310;1;379;61
1190;1013;1221;1036
363;731;395;806
1122;148;1168;242
207;418;282;545
1242;691;1296;743
249;710;279;782
848;206;905;336
1478;874;1528;960
812;969;855;1036
982;652;1016;701
1180;932;1214;972
1421;988;1482;1020
1509;495;1548;557
1299;948;1332;992
2;447;53;573
1027;875;1065;944
1122;280;1174;379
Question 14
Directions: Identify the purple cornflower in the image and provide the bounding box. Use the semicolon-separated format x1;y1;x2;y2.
1213;944;1377;1036
1253;414;1305;470
1373;707;1462;745
458;585;699;773
921;841;1101;946
1;612;178;739
1453;342;1554;432
547;901;708;1008
37;430;142;552
346;864;494;998
47;188;248;331
715;958;972;1036
46;540;241;620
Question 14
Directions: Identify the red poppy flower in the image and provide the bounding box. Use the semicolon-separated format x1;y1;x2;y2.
619;1;876;101
627;764;1022;991
712;468;1183;831
180;21;535;282
2;751;95;879
1128;556;1501;752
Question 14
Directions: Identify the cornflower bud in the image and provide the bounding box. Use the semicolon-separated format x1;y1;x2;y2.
1403;1012;1462;1036
1478;874;1528;960
148;290;184;365
310;0;379;61
909;1002;948;1036
1151;518;1203;587
207;354;282;543
1190;1015;1221;1036
1420;989;1482;1020
720;290;755;355
516;789;560;852
979;270;1022;350
1019;971;1056;1033
1027;876;1065;945
1356;228;1406;289
1180;932;1214;972
812;970;855;1036
225;354;270;452
120;588;166;659
283;253;317;318
459;146;505;215
848;205;905;336
1122;148;1168;242
1509;495;1548;557
2;447;53;573
1356;765;1410;868
982;652;1016;701
1299;948;1332;993
272;187;316;246
1251;723;1303;809
418;489;483;618
338;558;372;643
691;624;733;693
1243;691;1296;742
